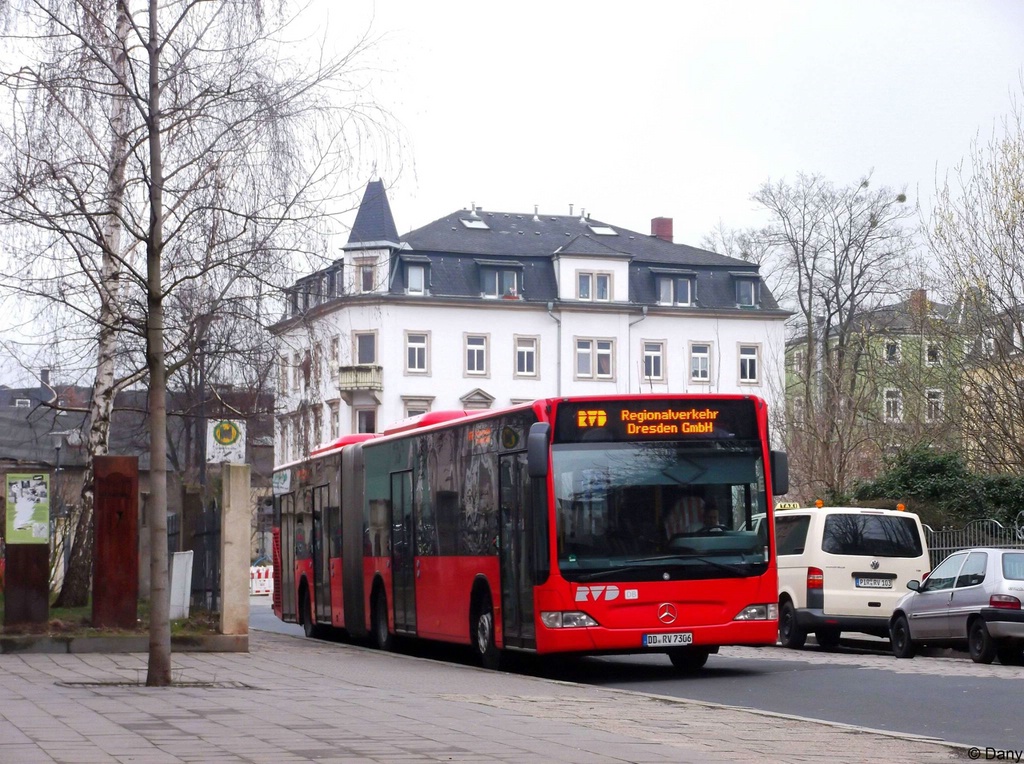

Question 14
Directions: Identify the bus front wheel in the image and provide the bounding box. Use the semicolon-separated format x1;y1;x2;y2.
371;589;394;652
668;648;710;673
473;592;502;671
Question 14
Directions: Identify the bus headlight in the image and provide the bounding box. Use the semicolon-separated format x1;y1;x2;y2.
541;611;599;628
733;604;778;621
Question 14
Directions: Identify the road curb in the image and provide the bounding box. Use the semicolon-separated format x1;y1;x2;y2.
0;633;248;654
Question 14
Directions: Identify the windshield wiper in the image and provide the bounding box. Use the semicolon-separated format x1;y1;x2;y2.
571;555;755;582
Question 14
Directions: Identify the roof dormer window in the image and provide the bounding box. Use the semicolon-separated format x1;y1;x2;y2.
476;259;523;299
656;275;693;306
733;274;760;308
407;264;426;295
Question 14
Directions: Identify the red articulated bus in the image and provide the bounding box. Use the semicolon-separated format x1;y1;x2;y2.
273;395;789;671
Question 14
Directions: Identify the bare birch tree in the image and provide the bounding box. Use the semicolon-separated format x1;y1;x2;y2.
0;0;396;684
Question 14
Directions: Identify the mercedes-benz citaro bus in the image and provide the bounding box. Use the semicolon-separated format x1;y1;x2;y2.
273;395;789;672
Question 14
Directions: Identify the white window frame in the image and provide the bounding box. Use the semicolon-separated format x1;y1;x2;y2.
738;344;760;385
736;279;757;307
657;276;693;306
575;337;615;380
402;396;434;418
577;272;592;301
291;352;301;392
354;331;377;365
514;335;539;379
576;271;612;302
328;400;340;440
595;273;611;302
925;389;944;422
464;333;490;377
690;342;712;382
642;340;665;382
926;342;941;367
407;264;425;295
354;406;377;434
358;262;375;293
482;269;519;298
884;388;903;423
885;340;902;364
278;355;288;394
405;331;430;375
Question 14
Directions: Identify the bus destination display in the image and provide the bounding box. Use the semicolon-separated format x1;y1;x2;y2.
554;399;758;443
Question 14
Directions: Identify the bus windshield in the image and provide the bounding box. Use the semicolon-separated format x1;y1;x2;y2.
551;441;769;582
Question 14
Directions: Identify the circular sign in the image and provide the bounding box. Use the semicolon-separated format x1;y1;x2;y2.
213;420;241;446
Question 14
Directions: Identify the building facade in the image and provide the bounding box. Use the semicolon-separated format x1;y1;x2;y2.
272;182;790;463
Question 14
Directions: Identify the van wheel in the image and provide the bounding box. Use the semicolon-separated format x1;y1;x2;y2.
779;601;806;649
371;590;394;652
814;629;841;650
890;614;916;659
474;592;502;670
669;648;710;673
969;619;996;664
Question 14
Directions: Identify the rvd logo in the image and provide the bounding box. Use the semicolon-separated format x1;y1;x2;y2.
577;410;608;428
576;585;620;602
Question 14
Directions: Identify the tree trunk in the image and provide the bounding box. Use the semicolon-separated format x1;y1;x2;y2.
145;0;171;687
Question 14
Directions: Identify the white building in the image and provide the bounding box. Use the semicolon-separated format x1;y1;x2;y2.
272;181;789;463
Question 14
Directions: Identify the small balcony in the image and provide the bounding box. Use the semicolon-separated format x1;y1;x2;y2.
337;364;383;403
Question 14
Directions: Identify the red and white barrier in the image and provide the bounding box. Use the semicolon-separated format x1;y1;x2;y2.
250;566;274;595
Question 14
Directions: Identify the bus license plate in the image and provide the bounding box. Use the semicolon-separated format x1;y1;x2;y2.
644;632;693;647
855;578;892;589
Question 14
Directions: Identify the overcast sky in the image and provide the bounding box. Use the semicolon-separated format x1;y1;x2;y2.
326;0;1024;247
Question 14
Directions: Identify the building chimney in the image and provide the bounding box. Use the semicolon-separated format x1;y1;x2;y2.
651;217;673;243
40;368;50;387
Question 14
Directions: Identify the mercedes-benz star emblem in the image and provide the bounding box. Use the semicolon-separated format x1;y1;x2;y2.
657;603;678;625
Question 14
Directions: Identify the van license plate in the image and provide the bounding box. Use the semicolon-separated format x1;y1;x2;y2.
855;578;892;589
644;632;693;647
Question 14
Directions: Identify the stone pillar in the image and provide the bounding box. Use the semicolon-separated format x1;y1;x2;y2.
219;463;250;637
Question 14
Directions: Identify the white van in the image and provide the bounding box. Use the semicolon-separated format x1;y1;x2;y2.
766;505;931;649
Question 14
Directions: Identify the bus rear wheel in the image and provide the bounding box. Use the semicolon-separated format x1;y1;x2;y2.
668;648;710;673
473;592;502;671
371;590;394;652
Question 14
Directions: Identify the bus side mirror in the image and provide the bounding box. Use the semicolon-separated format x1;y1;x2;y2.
770;450;789;496
527;422;550;478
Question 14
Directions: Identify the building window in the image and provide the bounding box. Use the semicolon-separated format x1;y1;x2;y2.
402;396;433;418
515;336;538;378
465;334;489;376
406;331;429;374
312;405;323;447
482;268;519;298
926;342;941;366
576;338;614;379
790;348;805;371
735;278;758;307
358;263;375;293
690;343;711;382
355;407;377;434
278;355;288;394
885;340;901;364
328;401;340;440
407;264;425;295
925;389;943;422
657;276;693;306
983;337;995;356
354;332;376;364
329;336;339;367
577;272;611;302
291;352;301;391
643;341;664;381
792;397;806;426
884;389;903;422
739;344;759;384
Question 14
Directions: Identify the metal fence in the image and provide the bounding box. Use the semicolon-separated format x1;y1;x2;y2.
190;499;221;613
924;511;1024;568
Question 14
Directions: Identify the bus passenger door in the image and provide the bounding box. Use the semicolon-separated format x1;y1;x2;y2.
391;470;416;635
312;485;331;627
499;453;536;647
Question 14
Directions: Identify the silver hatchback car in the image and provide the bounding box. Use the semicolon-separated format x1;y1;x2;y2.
889;547;1024;664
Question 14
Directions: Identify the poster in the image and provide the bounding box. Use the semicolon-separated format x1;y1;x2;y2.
6;473;50;544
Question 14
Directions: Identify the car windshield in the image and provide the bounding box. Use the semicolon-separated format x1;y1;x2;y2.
551;441;769;582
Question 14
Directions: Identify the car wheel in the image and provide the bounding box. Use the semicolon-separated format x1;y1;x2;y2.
779;600;807;649
474;592;502;671
996;639;1024;666
668;648;711;673
814;629;841;650
371;589;394;651
969;619;996;664
890;614;916;659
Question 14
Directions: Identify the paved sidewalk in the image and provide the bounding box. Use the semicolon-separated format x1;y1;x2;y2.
0;629;963;764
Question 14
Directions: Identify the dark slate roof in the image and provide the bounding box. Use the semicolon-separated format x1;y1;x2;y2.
402;209;744;266
391;252;559;302
851;294;952;334
346;180;400;247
